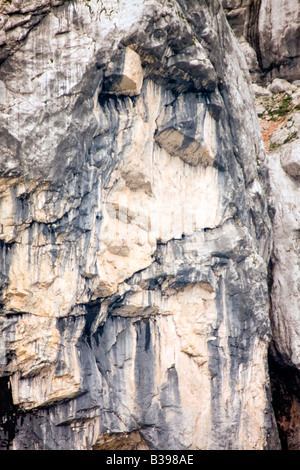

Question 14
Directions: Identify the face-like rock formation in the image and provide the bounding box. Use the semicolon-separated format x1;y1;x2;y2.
0;0;284;450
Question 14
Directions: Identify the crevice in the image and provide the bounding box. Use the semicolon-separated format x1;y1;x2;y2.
268;341;300;450
0;376;19;450
267;253;300;450
247;0;263;73
81;300;101;347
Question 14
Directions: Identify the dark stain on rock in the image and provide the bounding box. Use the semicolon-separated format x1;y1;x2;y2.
134;319;155;414
268;341;300;450
145;319;151;352
83;302;101;345
0;376;19;449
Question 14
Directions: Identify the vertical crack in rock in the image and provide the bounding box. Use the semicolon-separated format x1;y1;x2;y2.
0;376;19;449
268;342;300;450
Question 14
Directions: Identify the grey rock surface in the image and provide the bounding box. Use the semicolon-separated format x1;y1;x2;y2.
266;137;300;449
222;0;300;83
251;76;300;450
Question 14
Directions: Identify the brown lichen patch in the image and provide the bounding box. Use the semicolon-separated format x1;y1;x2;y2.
259;117;287;151
92;430;149;450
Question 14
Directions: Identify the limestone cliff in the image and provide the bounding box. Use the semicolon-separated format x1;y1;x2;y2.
0;0;297;450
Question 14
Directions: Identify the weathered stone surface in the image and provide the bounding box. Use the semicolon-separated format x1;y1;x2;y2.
252;83;272;97
0;1;68;64
268;143;300;367
222;0;300;83
0;0;282;450
268;78;297;95
155;93;217;166
93;430;149;450
252;75;300;449
103;47;144;97
258;0;300;81
266;136;300;448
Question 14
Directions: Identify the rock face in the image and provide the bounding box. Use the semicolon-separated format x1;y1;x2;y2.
267;137;300;449
254;87;300;450
0;0;285;450
248;52;300;448
222;0;300;83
